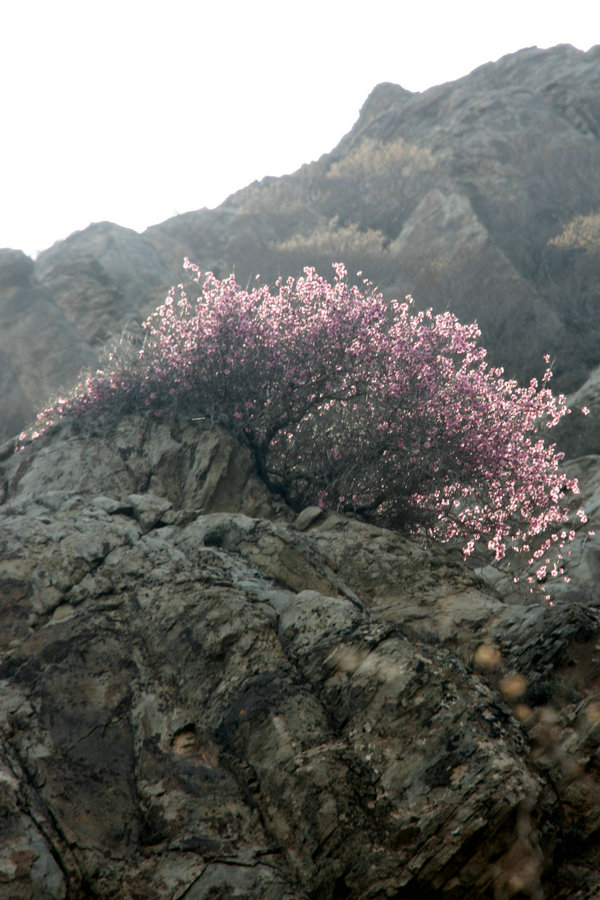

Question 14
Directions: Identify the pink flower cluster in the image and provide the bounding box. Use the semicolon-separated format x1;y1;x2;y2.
27;261;583;584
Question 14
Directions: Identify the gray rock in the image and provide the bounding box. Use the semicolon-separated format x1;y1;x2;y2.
0;248;35;287
4;414;284;520
294;505;326;531
2;415;600;897
0;250;96;441
125;492;173;532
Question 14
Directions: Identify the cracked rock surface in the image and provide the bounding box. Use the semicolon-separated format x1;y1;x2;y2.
1;415;600;898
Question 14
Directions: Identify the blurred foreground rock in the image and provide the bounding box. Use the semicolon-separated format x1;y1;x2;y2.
1;416;600;898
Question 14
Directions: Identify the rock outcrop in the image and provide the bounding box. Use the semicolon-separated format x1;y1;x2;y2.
1;415;600;898
0;250;96;440
34;222;180;348
554;365;600;459
3;45;600;443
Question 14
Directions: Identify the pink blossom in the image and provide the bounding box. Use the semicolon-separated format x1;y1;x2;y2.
19;261;583;590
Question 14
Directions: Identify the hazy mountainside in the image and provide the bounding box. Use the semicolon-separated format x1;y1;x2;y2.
2;414;600;899
0;251;96;440
2;43;600;446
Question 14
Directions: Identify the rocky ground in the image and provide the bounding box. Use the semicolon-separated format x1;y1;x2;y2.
1;415;600;898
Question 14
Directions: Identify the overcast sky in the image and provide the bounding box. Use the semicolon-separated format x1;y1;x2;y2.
2;0;598;257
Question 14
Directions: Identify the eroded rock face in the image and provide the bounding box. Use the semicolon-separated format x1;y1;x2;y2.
1;416;600;898
34;221;179;347
554;367;600;459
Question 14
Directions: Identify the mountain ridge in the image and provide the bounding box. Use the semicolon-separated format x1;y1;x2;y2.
2;44;600;445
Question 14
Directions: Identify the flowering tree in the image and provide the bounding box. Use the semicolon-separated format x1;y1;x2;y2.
30;262;585;584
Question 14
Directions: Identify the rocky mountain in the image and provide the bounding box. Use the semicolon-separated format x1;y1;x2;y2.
1;413;600;899
2;44;600;448
3;40;600;900
0;251;96;441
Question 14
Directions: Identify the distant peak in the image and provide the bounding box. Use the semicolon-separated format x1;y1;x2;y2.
0;248;35;287
358;82;413;122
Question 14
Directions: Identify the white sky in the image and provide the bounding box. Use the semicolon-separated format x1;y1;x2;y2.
1;0;598;257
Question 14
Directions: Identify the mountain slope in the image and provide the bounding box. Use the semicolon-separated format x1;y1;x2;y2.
2;44;600;444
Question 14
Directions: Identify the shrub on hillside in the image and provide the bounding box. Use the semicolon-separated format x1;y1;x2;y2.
29;262;585;587
267;219;394;287
323;138;435;237
550;211;600;252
